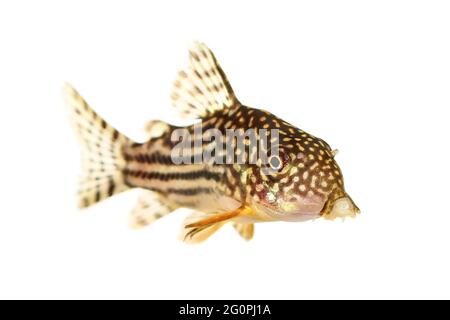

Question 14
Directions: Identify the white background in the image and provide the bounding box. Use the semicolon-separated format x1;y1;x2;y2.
0;0;449;299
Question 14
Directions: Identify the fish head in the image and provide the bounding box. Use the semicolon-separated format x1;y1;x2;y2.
246;125;359;222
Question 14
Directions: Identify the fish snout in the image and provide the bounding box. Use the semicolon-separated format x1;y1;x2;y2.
325;196;360;220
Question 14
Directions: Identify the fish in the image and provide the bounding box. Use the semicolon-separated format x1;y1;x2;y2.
64;42;360;244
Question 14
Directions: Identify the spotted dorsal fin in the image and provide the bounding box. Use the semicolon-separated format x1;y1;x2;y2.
171;42;239;119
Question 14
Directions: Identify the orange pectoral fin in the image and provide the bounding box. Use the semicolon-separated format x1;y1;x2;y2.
182;222;227;244
182;206;254;244
185;206;253;229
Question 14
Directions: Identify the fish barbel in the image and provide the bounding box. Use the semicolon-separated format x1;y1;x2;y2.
65;42;359;243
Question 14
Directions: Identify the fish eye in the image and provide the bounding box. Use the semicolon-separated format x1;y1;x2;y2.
268;155;283;171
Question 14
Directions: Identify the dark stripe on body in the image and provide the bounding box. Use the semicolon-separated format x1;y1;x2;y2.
123;169;221;182
124;152;173;165
149;187;213;196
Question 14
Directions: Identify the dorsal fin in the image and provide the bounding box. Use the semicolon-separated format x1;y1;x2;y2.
171;42;240;119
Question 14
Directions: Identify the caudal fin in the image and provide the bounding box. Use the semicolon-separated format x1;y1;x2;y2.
64;84;132;208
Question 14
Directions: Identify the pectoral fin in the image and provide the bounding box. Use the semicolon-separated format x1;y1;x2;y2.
180;211;224;244
181;206;253;244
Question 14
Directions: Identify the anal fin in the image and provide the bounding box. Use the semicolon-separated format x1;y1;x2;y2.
129;190;175;229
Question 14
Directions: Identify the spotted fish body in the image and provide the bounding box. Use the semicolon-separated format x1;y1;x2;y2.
65;42;359;243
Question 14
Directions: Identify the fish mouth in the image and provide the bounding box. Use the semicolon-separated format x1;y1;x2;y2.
323;196;360;220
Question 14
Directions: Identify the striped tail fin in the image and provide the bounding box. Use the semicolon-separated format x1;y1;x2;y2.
64;84;133;208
